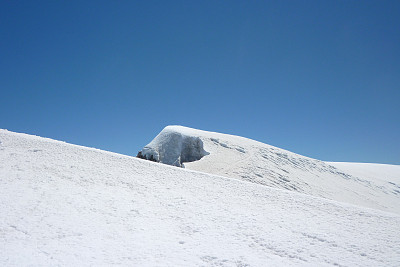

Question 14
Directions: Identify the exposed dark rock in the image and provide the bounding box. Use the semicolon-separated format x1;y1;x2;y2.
137;150;158;162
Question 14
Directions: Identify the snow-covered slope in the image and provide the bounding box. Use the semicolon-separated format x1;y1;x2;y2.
140;126;400;214
329;162;400;190
1;129;400;266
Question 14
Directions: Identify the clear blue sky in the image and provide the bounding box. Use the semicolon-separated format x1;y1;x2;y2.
1;1;399;164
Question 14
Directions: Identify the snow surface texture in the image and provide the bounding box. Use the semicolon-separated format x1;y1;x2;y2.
140;127;209;167
142;126;400;214
1;129;400;266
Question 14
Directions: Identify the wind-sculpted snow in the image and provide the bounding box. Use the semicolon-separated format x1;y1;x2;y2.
139;126;209;167
142;126;400;214
329;162;400;198
1;129;400;266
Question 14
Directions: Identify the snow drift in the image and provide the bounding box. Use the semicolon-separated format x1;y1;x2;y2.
139;126;400;214
1;129;400;266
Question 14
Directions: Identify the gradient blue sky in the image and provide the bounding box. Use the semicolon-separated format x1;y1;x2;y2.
1;1;399;164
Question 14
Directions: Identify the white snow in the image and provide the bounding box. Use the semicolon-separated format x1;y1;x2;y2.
329;161;400;201
1;128;400;266
140;126;400;214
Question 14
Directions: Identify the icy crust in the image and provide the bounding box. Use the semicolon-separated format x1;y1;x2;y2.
139;126;209;167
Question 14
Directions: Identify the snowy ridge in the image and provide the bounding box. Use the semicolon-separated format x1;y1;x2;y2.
141;126;400;214
1;129;400;266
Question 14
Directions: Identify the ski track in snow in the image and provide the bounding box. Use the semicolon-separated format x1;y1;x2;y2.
1;129;400;266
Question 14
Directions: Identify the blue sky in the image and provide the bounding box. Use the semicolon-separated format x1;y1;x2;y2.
1;1;399;164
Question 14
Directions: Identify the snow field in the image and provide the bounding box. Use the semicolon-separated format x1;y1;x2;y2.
141;126;400;214
1;129;400;266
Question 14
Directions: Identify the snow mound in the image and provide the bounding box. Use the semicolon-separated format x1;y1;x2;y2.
138;126;209;167
139;126;400;214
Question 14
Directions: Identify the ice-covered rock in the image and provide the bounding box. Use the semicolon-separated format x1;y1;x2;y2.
138;126;209;167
